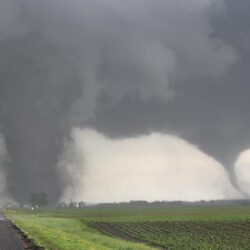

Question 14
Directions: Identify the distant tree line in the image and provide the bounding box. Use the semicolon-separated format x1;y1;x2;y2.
30;192;48;207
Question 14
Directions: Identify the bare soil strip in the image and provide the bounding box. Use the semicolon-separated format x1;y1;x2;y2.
0;217;25;250
91;222;138;241
90;222;166;250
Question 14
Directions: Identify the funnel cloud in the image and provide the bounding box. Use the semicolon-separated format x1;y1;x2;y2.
235;150;250;197
0;0;249;202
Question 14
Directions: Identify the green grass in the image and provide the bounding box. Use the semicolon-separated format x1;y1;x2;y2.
5;209;154;250
5;205;250;250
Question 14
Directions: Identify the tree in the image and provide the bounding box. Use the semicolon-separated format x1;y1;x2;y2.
30;192;48;207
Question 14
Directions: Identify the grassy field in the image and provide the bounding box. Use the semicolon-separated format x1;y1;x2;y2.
5;205;250;250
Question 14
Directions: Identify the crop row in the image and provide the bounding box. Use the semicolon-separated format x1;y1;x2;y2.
93;221;250;249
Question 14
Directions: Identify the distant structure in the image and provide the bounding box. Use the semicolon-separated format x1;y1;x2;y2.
78;201;86;208
69;199;78;208
58;201;68;208
23;204;33;210
57;200;86;208
4;202;16;209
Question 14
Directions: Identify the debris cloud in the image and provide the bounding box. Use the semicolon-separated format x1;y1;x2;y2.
59;128;241;203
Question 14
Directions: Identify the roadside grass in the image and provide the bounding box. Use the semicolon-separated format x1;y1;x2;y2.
5;210;155;250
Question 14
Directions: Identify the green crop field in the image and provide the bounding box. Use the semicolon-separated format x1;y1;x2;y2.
5;205;250;250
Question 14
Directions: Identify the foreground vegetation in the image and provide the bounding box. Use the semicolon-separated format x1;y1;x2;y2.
5;205;250;249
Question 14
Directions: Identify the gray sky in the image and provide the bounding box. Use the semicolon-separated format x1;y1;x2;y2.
0;0;250;202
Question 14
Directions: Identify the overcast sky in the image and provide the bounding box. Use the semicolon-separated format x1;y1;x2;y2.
0;0;250;202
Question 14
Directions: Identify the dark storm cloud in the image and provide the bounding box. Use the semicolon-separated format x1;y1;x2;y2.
0;0;248;201
0;32;82;201
90;0;250;190
0;134;8;201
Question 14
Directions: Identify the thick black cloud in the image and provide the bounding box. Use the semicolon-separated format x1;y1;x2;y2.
0;0;249;201
0;33;82;201
90;0;250;190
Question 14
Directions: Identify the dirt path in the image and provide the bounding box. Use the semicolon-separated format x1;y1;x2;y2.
0;212;25;250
